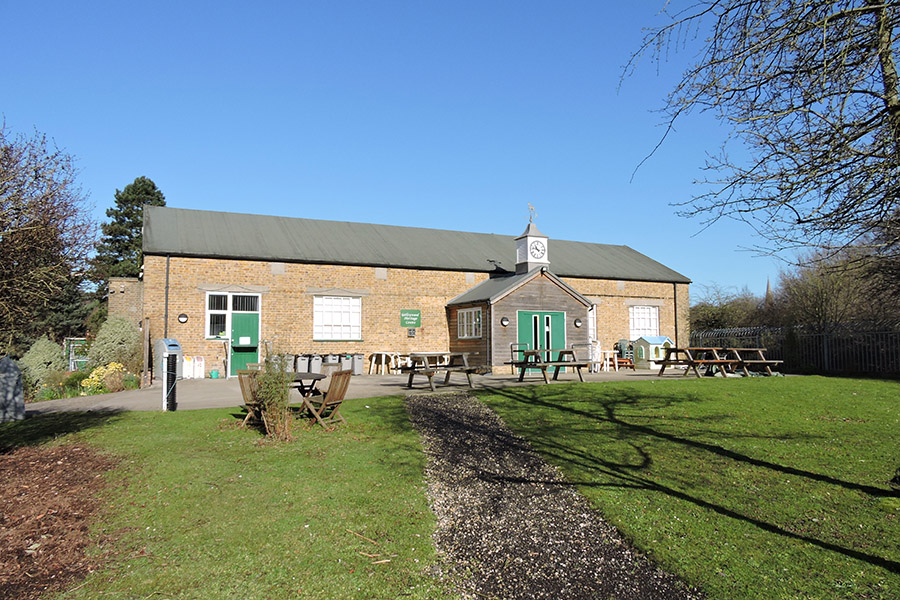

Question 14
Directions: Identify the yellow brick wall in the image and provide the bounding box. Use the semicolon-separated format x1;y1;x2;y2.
142;255;689;375
142;255;490;376
107;277;143;323
561;277;690;352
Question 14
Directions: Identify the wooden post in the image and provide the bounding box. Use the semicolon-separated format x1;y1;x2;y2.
142;317;151;387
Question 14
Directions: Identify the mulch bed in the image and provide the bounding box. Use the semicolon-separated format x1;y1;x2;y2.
0;444;118;600
406;392;705;600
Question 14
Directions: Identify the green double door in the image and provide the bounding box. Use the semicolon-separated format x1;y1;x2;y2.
229;313;260;376
517;311;566;364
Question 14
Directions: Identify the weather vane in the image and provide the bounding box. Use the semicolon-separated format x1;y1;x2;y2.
527;203;536;223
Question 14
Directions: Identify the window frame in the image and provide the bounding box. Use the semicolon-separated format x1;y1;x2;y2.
457;307;483;339
313;295;362;341
629;305;660;340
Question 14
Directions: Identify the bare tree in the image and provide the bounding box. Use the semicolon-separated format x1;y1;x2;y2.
0;125;95;355
630;1;900;263
780;251;900;327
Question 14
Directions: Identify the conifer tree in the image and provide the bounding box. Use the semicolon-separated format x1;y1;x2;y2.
90;176;165;292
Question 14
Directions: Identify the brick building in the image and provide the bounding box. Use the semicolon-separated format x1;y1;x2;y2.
137;206;690;377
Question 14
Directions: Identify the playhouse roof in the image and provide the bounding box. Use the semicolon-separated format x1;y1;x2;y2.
636;336;674;345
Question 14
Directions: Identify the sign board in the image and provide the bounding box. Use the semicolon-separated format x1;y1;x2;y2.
400;309;421;328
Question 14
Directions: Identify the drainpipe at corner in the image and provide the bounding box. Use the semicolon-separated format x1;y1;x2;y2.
673;282;679;347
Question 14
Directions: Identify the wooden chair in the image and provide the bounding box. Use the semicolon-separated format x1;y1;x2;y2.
302;370;352;427
313;363;341;395
237;369;263;427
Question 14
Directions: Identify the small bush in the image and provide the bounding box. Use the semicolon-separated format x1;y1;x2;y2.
104;369;126;393
257;355;294;440
20;338;67;388
81;363;127;395
88;316;142;373
64;370;90;389
123;372;141;390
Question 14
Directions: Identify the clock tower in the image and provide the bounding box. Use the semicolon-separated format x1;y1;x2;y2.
515;222;549;274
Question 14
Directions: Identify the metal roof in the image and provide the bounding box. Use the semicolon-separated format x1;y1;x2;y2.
447;267;592;307
143;206;691;284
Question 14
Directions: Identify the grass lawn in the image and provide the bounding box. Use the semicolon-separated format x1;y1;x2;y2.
3;396;454;599
478;376;900;600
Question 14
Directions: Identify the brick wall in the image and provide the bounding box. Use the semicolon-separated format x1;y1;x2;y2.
142;255;689;376
561;277;690;353
107;277;143;324
141;255;490;376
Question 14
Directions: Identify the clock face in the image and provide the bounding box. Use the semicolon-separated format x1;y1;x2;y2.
529;240;546;259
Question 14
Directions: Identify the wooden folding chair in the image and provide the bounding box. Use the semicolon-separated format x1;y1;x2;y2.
302;370;351;427
237;369;263;427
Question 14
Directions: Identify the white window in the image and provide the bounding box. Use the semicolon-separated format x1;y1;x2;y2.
206;292;260;338
458;307;482;339
314;296;362;340
629;305;659;339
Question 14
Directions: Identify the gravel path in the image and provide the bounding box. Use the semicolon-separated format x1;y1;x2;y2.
406;393;704;600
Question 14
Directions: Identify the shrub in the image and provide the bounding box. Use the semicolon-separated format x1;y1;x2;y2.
88;316;142;373
257;355;294;440
63;370;90;389
81;362;127;395
19;338;67;388
123;372;141;390
34;370;69;401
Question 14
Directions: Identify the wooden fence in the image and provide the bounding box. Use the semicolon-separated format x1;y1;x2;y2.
690;327;900;377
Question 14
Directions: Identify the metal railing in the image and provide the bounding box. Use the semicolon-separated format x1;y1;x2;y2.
690;326;900;377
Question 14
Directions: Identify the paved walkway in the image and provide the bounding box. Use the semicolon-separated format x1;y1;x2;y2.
25;368;672;415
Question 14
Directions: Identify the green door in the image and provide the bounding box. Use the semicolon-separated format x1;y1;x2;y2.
230;313;260;376
517;311;566;367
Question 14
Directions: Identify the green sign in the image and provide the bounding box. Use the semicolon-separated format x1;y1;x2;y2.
400;309;421;328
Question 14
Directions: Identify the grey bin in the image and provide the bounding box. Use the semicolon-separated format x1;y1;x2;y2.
351;353;364;376
153;338;183;381
308;355;323;373
340;354;353;371
272;354;292;371
295;354;310;372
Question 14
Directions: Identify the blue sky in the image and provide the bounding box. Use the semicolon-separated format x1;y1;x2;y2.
5;1;784;300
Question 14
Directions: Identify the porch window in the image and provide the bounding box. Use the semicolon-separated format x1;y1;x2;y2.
314;296;362;340
207;294;228;337
629;305;659;339
458;307;482;339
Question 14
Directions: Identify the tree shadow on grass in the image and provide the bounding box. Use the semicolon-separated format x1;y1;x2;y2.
474;384;900;575
1;410;124;453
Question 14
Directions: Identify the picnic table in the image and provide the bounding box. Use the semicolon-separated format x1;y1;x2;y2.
289;372;326;397
507;348;591;383
656;347;782;378
726;347;784;376
402;352;485;391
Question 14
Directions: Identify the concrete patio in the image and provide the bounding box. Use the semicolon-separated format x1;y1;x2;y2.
25;368;674;415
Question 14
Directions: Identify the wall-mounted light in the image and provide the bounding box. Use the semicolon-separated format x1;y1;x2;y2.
177;313;189;324
574;318;583;328
500;316;510;327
